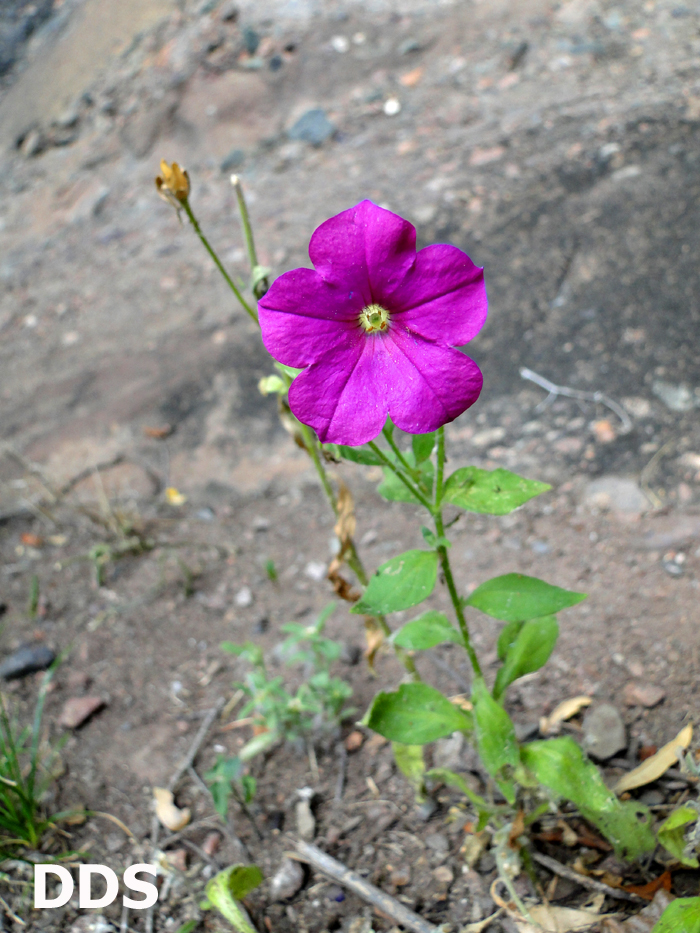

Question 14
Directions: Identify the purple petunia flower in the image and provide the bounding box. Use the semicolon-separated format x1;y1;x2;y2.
258;200;488;446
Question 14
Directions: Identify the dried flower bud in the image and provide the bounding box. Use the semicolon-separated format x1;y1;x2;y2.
155;160;190;207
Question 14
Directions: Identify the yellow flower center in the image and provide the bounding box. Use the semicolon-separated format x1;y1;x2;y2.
359;303;390;334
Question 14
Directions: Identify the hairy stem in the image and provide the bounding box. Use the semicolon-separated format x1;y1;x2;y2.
434;428;482;680
181;200;258;323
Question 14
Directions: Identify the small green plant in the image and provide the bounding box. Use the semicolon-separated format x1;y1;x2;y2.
0;669;66;853
208;604;353;813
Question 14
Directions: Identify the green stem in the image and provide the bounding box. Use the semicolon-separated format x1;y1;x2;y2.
367;442;434;512
382;426;416;477
181;199;258;324
296;421;419;680
434;428;482;680
230;175;268;299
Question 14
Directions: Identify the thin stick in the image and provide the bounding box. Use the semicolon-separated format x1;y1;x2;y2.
531;852;645;903
520;367;632;434
168;699;224;793
334;742;347;803
294;840;440;933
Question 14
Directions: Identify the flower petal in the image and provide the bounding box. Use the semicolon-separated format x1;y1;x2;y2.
390;244;487;347
383;329;483;434
258;267;362;367
288;339;389;445
309;200;416;304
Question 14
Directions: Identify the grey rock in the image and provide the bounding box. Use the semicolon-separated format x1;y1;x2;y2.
652;380;699;412
242;26;259;55
582;703;626;760
270;857;304;901
295;798;316;841
0;643;55;680
425;832;450;858
220;148;245;173
288;109;336;146
433;732;465;770
584;476;649;514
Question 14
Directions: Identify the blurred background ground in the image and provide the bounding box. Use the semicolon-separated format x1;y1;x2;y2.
1;0;700;929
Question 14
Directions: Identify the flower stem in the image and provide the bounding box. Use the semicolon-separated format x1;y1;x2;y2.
297;420;419;679
434;428;482;681
382;426;417;478
367;442;434;513
230;175;269;299
181;199;258;324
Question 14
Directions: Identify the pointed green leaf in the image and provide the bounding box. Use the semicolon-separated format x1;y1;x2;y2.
497;620;524;661
657;807;699;868
412;432;436;463
351;550;438;615
493;615;559;701
443;467;550;515
472;678;518;803
273;362;303;380
362;683;472;744
521;737;655;859
465;573;586;622
391;611;463;651
206;865;262;933
651;897;700;933
324;444;385;466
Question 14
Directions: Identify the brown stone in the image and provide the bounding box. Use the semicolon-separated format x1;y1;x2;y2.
623;682;666;708
344;730;364;752
58;695;105;728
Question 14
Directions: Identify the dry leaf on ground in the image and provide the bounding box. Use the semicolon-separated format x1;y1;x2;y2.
153;787;191;831
515;902;613;933
614;724;692;793
540;696;592;735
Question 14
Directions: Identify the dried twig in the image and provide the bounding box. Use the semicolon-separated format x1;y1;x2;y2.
334;742;348;803
531;852;645;904
293;839;441;933
169;699;225;793
520;367;633;434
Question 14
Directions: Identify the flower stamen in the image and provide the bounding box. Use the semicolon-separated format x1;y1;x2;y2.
359;303;390;334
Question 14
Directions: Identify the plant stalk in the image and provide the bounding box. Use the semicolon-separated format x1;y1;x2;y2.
181;200;258;323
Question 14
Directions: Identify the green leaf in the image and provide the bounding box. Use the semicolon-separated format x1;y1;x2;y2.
442;467;550;515
420;527;451;549
465;573;586;622
252;265;272;289
521;737;655;859
496;620;523;661
205;865;263;933
472;678;518;804
657;807;699;868
175;922;198;933
392;742;427;800
651;897;700;933
274;362;303;380
351;550;438;616
362;683;472;745
258;375;286;396
391;611;463;651
325;444;384;466
412;432;436;463
493;615;559;701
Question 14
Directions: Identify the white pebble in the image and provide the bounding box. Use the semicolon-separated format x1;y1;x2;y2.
304;561;327;582
331;35;349;53
234;586;253;607
383;98;401;116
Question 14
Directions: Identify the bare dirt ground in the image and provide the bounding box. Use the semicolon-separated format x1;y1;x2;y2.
1;0;700;930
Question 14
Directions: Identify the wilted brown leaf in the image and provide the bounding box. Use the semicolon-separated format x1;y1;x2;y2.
614;724;692;793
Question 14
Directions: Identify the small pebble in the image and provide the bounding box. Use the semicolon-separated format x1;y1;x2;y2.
295;798;316;841
59;696;106;729
202;832;222;858
235;586;253;607
390;868;411;887
425;832;450;858
383;98;401;116
304;561;327;582
583;703;627;760
0;643;55;680
270;857;304;901
288;109;336;146
330;35;349;53
623;682;666;708
345;730;364;752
